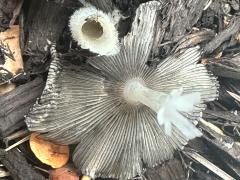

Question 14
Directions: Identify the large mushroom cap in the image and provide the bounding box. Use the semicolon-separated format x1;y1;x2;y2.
26;1;219;179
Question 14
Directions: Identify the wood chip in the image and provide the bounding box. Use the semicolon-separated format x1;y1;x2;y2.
200;118;225;136
0;25;23;95
0;167;10;178
184;150;234;180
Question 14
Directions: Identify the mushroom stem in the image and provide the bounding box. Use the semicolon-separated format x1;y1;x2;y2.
124;79;202;139
124;79;167;111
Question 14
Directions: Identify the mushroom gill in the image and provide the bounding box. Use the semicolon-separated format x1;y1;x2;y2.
25;1;219;179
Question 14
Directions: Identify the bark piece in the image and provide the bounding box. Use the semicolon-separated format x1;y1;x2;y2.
173;29;215;52
0;0;18;30
203;109;240;123
167;0;209;40
207;54;240;79
0;25;23;95
144;158;186;180
202;136;240;179
0;25;23;75
86;0;114;12
204;16;240;54
0;149;45;180
24;0;73;51
0;77;44;137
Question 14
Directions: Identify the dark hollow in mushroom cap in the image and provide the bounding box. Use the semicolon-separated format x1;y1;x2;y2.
25;1;219;179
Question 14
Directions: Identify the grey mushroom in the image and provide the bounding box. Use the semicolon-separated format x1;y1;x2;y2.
25;1;219;179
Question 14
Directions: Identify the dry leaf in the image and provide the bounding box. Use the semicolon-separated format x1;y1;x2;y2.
0;25;23;95
30;133;69;168
50;167;79;180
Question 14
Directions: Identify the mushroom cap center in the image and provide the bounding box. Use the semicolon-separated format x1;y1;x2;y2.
123;79;146;104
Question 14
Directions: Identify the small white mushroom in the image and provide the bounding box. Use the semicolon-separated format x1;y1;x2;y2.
69;5;120;55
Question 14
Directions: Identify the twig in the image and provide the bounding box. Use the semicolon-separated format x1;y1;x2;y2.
184;149;235;180
3;129;29;147
5;135;30;152
227;91;240;102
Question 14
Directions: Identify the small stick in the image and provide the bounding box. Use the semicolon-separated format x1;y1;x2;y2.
3;129;29;143
5;135;30;152
34;166;49;174
184;150;234;180
227;91;240;102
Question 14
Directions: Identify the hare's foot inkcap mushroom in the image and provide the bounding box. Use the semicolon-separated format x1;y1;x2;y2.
25;1;219;179
69;4;120;56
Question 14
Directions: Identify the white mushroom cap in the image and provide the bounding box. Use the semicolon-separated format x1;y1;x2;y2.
69;6;120;55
